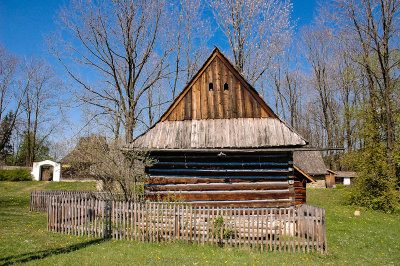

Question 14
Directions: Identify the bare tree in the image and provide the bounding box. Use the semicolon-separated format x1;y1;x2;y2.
0;46;26;155
269;50;305;129
49;0;172;144
209;0;293;86
133;0;213;130
302;25;342;149
327;0;400;176
0;47;60;165
168;0;211;99
301;24;350;168
20;58;59;166
68;135;152;201
333;43;361;153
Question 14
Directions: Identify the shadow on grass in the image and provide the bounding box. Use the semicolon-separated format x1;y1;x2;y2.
0;238;108;265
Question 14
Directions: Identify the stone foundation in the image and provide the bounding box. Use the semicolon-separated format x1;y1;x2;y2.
307;179;326;188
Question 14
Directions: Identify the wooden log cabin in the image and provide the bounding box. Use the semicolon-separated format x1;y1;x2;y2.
128;47;314;208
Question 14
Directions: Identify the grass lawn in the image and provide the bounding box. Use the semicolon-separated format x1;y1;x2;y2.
0;181;399;265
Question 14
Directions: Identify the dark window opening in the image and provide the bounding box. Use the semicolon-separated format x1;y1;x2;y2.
209;83;213;91
224;83;229;90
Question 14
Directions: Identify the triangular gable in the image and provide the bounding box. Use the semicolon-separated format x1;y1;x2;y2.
128;47;309;150
161;47;277;121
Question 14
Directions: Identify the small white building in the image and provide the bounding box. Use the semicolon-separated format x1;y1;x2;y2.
335;171;356;186
31;160;61;182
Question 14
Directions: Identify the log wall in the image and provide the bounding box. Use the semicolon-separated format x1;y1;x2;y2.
294;180;307;205
146;151;303;207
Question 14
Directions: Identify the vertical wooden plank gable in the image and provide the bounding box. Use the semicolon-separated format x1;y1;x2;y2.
163;50;275;121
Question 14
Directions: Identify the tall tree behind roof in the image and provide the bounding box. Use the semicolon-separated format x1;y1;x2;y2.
209;0;294;87
49;0;172;144
20;58;60;166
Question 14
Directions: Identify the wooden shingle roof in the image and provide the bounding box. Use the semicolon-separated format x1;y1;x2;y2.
335;171;357;178
130;118;307;149
293;151;328;176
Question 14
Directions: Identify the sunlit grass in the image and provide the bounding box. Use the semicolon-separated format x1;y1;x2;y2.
0;181;399;265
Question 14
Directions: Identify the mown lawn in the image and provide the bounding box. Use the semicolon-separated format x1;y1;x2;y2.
0;181;399;265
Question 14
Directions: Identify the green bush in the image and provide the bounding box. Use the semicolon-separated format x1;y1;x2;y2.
0;169;32;181
347;142;399;213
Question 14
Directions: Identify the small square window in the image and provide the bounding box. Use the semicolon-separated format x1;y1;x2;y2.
224;83;229;90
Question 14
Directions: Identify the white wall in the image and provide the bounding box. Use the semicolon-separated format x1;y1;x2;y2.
31;160;61;182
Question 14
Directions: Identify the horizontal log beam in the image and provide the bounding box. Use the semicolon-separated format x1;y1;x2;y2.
294;181;306;187
146;182;289;191
148;174;289;180
145;191;293;201
147;176;289;184
152;153;289;159
152;161;289;169
295;200;306;205
183;200;293;208
148;169;288;176
294;188;306;193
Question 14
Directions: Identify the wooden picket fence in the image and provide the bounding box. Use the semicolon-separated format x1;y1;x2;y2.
47;196;327;254
30;190;93;212
30;190;143;212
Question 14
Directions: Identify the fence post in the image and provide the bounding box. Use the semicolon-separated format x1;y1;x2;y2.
104;200;112;238
47;196;50;231
323;208;327;254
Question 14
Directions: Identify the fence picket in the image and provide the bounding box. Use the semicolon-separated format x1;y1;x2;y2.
151;202;154;243
301;206;305;253
316;207;320;253
229;207;233;247
291;208;295;252
323;208;327;254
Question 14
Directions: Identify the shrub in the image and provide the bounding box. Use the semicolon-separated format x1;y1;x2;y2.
348;143;399;213
0;169;32;181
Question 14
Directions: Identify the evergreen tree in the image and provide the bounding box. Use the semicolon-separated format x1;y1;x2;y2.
0;112;15;163
348;103;399;212
15;133;52;166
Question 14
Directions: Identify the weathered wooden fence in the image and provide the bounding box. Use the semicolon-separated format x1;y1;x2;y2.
30;190;142;212
47;196;327;253
30;190;93;212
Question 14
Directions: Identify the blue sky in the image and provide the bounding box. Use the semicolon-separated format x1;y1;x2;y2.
0;0;61;60
0;0;318;59
0;0;318;139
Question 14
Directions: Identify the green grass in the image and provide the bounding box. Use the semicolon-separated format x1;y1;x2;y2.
0;181;399;265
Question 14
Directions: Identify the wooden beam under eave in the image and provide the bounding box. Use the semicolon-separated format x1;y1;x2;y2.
294;164;316;183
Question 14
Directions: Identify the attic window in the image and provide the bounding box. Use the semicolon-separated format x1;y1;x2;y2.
224;83;229;90
209;83;213;91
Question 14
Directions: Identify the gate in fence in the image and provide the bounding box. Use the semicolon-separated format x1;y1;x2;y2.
46;196;327;254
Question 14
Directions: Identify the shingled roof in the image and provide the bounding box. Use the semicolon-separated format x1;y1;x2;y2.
131;118;306;149
293;151;328;176
61;134;106;164
129;48;307;150
335;171;357;178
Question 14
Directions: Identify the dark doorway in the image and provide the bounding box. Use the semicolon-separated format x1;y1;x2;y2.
40;165;54;181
